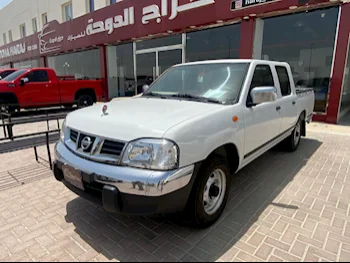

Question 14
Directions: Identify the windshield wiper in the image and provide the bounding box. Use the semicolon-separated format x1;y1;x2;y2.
171;94;223;104
143;92;168;99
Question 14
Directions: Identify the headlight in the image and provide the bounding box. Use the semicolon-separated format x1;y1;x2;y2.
60;119;66;142
121;139;179;170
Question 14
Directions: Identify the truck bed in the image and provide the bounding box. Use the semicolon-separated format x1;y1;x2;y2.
296;87;314;96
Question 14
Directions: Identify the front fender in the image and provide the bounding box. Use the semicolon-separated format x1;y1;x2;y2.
163;105;244;168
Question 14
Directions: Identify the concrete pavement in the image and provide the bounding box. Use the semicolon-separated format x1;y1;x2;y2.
0;125;350;262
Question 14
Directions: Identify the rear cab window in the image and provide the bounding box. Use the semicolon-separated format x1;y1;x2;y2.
275;66;292;96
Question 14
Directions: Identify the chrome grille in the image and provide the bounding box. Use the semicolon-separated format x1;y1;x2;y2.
70;130;78;142
66;129;126;164
101;140;125;156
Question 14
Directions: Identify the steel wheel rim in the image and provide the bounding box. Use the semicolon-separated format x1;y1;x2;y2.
294;122;301;146
203;168;226;215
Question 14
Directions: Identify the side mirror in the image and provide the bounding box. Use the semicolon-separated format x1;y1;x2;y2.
142;85;150;93
249;86;277;106
20;77;29;86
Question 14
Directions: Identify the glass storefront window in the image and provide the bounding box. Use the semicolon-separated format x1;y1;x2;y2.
186;23;241;62
339;40;350;123
0;63;11;69
13;59;40;69
261;7;339;113
47;49;100;79
107;43;135;99
136;34;182;50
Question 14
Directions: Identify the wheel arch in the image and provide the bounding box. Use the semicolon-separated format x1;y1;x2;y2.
206;143;240;175
0;92;19;106
74;88;97;103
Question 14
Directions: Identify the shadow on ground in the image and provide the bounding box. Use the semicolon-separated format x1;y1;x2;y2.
65;138;322;262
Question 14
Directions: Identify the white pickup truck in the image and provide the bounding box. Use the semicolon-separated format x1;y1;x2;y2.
53;59;314;228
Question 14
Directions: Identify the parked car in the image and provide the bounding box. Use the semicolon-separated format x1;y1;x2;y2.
53;59;315;228
0;68;18;80
0;68;104;112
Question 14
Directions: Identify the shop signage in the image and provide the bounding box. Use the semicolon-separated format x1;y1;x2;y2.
68;0;215;40
0;0;218;64
39;23;64;54
0;43;26;59
231;0;278;10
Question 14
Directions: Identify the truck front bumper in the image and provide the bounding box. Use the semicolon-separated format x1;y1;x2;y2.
53;141;200;215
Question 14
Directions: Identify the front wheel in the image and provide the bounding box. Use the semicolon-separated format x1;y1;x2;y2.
186;157;231;228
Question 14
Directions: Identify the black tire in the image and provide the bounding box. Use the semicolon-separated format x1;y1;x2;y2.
186;157;231;228
77;94;94;108
284;115;303;152
0;102;16;114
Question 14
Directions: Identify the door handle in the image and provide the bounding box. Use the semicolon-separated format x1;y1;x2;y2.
292;101;296;105
276;106;281;111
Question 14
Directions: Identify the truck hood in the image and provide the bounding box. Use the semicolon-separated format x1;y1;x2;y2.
66;97;224;141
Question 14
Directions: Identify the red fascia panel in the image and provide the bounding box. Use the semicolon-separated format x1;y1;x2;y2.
326;3;350;124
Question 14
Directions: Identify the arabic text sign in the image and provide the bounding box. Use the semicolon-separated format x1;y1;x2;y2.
0;0;219;63
71;0;215;39
231;0;277;10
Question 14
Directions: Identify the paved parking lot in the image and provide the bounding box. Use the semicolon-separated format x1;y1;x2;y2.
1;129;350;262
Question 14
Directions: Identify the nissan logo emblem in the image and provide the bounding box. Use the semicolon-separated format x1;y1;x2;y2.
81;136;92;151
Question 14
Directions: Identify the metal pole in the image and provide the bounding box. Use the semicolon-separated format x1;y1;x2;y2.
8;115;13;141
46;132;52;170
1;112;7;138
34;147;38;162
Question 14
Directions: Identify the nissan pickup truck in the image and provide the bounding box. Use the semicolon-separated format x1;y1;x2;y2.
53;60;314;228
0;67;104;112
0;68;17;80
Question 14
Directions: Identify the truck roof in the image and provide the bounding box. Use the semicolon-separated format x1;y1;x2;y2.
174;59;290;67
17;67;51;71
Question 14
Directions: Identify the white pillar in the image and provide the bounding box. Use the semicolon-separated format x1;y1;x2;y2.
253;18;264;60
106;46;119;99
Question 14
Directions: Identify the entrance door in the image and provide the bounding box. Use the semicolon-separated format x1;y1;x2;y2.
136;46;183;94
136;53;157;94
158;49;182;75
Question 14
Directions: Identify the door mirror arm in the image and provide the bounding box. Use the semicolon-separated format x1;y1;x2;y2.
20;77;29;86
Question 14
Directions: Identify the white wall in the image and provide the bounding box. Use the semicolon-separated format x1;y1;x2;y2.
0;0;114;47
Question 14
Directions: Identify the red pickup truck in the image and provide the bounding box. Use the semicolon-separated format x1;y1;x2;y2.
0;68;104;111
0;68;17;80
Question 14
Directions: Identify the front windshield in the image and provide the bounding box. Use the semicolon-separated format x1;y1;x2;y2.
3;69;27;82
143;63;250;104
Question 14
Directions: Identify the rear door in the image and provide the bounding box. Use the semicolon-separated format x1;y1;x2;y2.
23;70;57;106
274;65;298;132
243;64;283;158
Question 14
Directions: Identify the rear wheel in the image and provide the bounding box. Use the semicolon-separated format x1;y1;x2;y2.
284;115;303;152
77;94;94;108
186;157;230;228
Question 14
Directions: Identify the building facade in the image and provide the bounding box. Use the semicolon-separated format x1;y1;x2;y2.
0;0;349;124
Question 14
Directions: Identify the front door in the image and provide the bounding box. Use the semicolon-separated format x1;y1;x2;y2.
21;69;57;107
243;64;283;159
136;46;183;94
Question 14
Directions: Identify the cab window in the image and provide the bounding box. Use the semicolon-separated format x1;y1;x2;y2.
26;70;49;82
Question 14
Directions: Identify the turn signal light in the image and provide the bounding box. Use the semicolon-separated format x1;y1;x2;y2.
232;116;239;122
